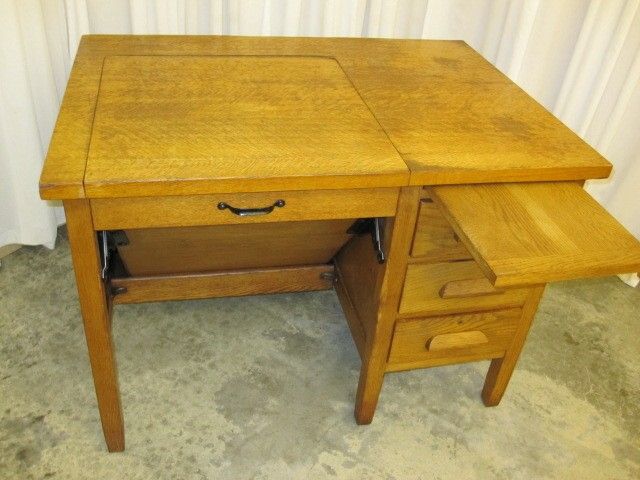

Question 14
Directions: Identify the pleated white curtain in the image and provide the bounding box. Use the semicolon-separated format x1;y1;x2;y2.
2;0;639;255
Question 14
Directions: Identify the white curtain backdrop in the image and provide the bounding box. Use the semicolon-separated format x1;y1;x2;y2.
1;0;639;254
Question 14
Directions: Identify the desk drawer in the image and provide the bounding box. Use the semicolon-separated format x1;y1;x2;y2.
399;261;530;317
387;308;521;371
91;188;399;230
411;197;472;262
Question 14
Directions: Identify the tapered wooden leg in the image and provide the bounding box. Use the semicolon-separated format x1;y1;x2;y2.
354;356;386;424
64;200;124;452
482;285;545;406
350;187;421;424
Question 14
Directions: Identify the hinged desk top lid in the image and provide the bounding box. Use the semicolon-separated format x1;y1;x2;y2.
40;36;612;199
84;55;408;198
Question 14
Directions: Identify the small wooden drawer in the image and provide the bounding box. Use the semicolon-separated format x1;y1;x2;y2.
387;308;522;371
399;261;530;317
91;188;399;230
411;198;472;262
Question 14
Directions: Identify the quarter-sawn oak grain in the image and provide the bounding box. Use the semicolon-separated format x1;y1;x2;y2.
84;55;408;198
39;35;612;199
430;182;640;288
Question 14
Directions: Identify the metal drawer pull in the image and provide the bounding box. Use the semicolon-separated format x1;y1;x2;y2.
217;199;285;216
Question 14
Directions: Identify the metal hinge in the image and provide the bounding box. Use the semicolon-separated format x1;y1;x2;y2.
98;230;129;281
98;230;130;299
320;271;338;285
347;218;386;263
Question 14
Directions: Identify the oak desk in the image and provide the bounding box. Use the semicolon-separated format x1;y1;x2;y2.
40;35;640;452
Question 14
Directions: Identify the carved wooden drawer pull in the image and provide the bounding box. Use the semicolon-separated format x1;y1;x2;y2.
426;331;489;351
439;277;503;299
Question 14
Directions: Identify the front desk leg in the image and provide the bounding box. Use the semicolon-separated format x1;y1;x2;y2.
482;285;545;406
64;200;125;452
353;187;422;423
354;352;386;424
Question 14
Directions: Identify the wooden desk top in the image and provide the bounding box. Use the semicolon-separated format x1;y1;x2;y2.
85;55;407;198
40;35;611;200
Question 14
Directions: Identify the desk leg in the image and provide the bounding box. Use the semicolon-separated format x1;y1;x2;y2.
64;200;125;452
354;187;421;424
482;285;545;406
354;353;386;424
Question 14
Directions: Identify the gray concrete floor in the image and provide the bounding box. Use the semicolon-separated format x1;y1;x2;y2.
1;229;639;479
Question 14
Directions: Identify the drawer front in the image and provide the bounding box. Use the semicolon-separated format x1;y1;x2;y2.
91;188;399;230
399;261;531;317
411;198;472;262
388;308;521;370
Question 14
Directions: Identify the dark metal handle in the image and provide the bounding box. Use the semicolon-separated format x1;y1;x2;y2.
217;199;285;216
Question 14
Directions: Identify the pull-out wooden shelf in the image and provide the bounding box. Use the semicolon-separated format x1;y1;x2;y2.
430;182;640;288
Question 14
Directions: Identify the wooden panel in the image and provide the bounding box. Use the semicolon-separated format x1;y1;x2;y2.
430;182;640;288
91;188;399;229
117;220;353;276
111;265;333;304
399;261;530;317
411;198;472;262
41;36;611;200
334;262;367;361
387;308;521;371
334;233;385;347
84;55;408;198
344;42;611;185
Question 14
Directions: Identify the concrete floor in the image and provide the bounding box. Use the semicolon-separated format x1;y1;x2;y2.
1;229;639;479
